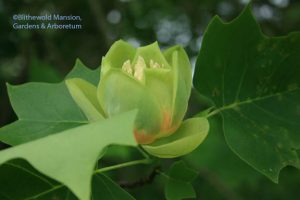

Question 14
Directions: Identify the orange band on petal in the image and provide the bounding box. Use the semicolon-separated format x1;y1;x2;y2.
134;129;156;144
160;110;172;132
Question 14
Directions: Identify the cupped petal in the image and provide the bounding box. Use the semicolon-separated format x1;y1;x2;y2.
142;117;209;158
143;68;177;136
144;68;173;110
102;40;136;74
97;69;163;144
132;42;170;68
163;46;192;125
65;78;105;122
163;45;192;93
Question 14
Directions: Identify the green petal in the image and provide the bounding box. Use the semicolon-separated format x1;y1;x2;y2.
102;40;136;70
142;117;209;158
65;78;105;122
144;68;173;110
164;46;192;125
163;45;192;93
97;69;162;141
132;42;170;68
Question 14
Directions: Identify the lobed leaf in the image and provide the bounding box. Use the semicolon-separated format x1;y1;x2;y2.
0;160;135;200
164;161;198;200
0;59;98;146
194;5;300;182
0;110;137;200
92;174;135;200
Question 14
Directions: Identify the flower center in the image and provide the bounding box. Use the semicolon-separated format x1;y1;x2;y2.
121;56;164;81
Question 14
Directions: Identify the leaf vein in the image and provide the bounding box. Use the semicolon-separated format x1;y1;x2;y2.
19;119;89;124
252;102;299;125
4;162;55;187
234;55;249;101
97;175;118;200
24;185;64;200
208;87;300;117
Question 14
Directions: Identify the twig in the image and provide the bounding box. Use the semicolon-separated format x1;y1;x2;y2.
119;166;161;188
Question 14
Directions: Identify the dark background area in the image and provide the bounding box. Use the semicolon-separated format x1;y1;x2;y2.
1;0;300;126
1;0;300;199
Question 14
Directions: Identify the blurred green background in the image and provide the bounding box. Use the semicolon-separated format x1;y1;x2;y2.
1;0;300;199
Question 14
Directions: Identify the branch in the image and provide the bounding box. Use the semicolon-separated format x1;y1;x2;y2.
118;166;161;188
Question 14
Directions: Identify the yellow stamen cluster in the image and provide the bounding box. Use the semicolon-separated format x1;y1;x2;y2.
121;56;163;81
122;60;133;75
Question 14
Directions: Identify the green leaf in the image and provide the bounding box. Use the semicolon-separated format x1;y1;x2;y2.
184;115;261;188
143;117;209;158
194;5;300;182
0;159;70;200
168;161;198;182
0;159;135;200
0;110;137;200
28;57;63;83
66;59;100;86
0;60;99;146
92;174;135;200
164;161;198;200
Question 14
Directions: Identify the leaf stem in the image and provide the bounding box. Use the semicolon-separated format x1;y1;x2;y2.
93;158;153;174
195;106;215;118
24;185;64;200
155;169;169;179
207;102;241;118
137;145;150;159
24;157;153;199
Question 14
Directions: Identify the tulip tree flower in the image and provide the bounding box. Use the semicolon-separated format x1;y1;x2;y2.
65;40;209;158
